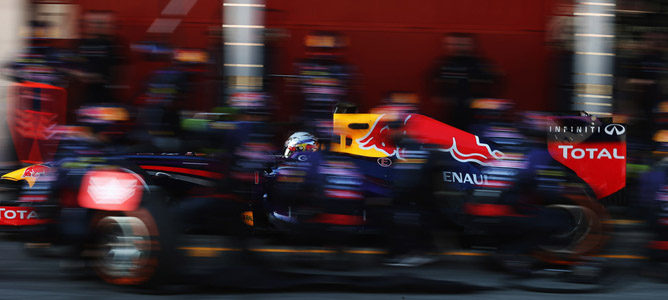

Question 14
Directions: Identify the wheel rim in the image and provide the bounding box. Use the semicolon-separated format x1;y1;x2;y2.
539;204;604;257
94;216;153;284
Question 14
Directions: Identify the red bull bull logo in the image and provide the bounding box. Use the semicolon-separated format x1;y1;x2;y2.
404;114;503;165
354;114;503;165
437;135;504;165
22;165;49;179
1;164;50;188
357;114;406;158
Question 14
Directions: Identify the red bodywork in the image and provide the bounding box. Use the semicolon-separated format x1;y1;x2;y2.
402;114;504;165
548;141;626;199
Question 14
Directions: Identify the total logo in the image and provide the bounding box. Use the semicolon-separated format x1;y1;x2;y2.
557;145;625;160
0;207;39;220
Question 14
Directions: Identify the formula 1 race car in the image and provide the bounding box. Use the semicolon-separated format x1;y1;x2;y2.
254;111;625;266
0;105;626;287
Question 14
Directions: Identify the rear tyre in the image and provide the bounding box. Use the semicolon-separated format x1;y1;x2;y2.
535;186;610;264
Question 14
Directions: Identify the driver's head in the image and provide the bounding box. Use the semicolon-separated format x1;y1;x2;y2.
284;132;319;158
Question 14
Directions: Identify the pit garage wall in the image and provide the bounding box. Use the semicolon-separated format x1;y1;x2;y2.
266;0;560;118
40;0;223;111
40;0;559;116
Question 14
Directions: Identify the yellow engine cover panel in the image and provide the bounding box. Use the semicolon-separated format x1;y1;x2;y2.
331;113;396;158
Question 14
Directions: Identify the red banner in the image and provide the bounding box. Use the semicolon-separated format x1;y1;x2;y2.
8;82;67;163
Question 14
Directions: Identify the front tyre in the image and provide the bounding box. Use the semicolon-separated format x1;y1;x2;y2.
89;200;178;287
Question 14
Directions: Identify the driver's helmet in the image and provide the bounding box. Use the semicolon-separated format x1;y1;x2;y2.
284;131;319;158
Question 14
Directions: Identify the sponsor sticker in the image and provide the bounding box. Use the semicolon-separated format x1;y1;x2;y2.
547;118;626;199
377;157;392;167
604;124;626;136
0;206;51;226
443;171;489;185
547;123;626;136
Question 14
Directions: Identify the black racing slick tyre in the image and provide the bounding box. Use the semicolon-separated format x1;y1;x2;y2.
88;198;179;288
535;183;611;265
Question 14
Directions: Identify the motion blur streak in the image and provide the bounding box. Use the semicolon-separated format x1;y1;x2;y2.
0;0;668;297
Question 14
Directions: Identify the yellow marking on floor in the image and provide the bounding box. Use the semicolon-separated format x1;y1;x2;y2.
592;254;647;260
249;248;337;254
179;247;241;257
436;251;489;257
344;249;388;255
181;247;484;256
24;242;51;249
180;247;241;251
603;219;644;225
179;247;649;260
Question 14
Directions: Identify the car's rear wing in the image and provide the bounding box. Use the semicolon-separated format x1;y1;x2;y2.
546;115;626;199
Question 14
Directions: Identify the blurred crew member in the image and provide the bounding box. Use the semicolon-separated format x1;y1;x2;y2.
71;10;126;105
620;32;667;146
6;20;63;86
370;92;419;116
431;33;499;130
228;92;277;204
294;31;356;141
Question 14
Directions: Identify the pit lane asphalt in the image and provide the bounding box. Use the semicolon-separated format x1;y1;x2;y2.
1;233;668;299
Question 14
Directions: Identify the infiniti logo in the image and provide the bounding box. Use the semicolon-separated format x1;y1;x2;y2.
604;124;626;136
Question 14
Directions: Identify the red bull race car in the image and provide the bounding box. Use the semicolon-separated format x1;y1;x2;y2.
0;105;627;286
257;111;625;267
